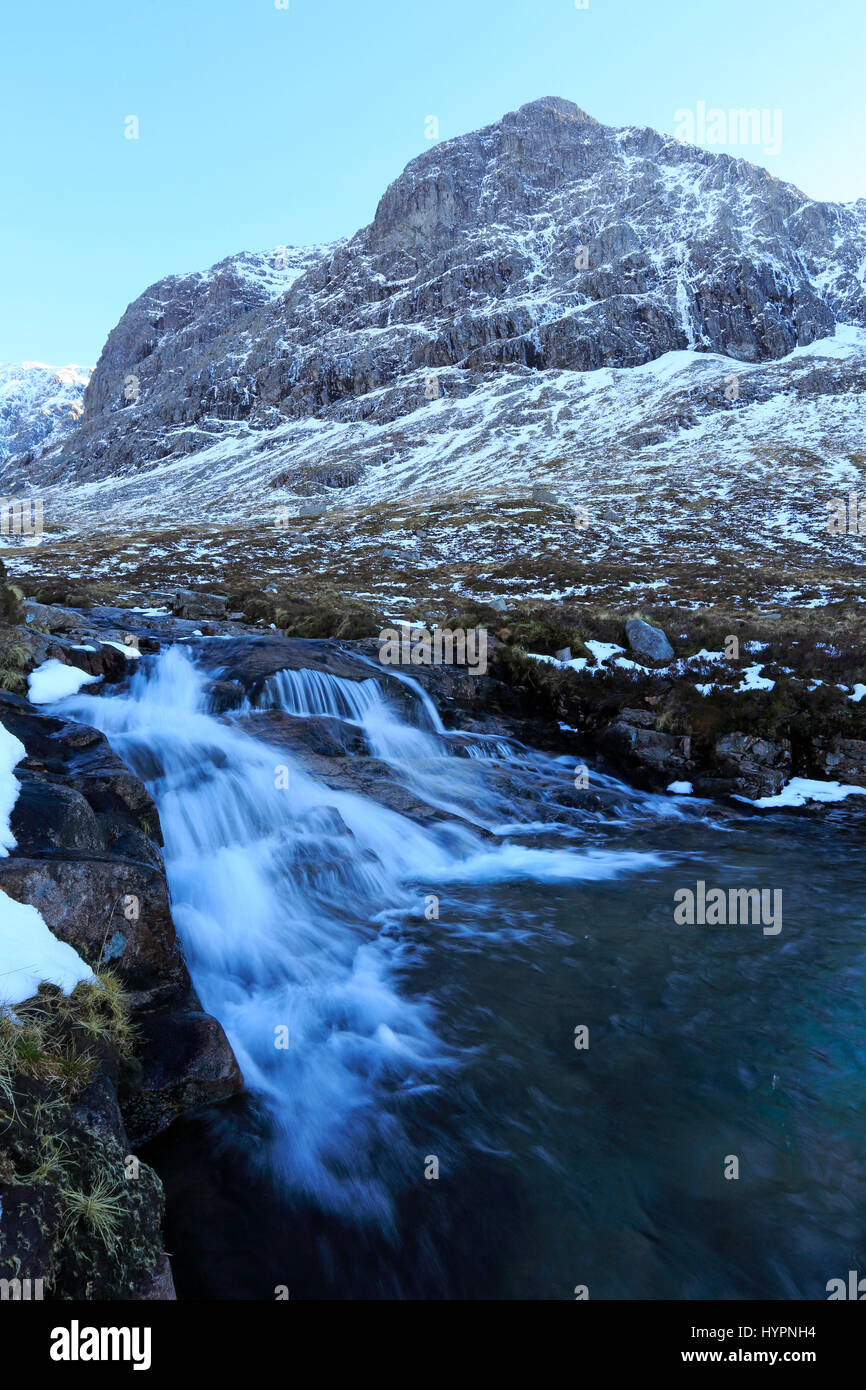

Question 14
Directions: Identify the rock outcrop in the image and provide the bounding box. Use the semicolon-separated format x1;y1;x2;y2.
0;628;243;1300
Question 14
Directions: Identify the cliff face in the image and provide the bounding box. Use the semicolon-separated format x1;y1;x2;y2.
14;96;866;490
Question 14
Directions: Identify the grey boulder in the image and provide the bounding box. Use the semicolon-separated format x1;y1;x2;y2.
625;619;674;666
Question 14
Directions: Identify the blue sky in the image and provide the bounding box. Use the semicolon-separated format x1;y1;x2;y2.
2;0;864;364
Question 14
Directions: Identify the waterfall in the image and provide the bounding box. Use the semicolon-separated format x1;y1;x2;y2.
57;644;667;1223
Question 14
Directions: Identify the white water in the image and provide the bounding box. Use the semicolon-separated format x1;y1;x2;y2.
58;645;668;1222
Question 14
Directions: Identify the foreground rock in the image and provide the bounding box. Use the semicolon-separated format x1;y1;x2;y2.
0;683;243;1301
598;708;692;778
172;589;227;621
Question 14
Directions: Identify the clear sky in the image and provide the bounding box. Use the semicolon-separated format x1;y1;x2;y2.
2;0;863;365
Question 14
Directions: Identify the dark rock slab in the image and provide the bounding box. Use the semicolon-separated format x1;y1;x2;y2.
125;1003;244;1147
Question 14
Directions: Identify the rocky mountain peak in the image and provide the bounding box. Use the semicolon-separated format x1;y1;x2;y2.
4;97;865;497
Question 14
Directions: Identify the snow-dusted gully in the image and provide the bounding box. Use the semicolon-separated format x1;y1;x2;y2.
54;642;866;1299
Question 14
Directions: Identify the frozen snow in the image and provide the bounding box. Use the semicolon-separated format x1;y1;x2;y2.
0;715;96;1005
667;781;694;795
742;777;866;808
740;664;776;692
100;639;140;659
0;720;26;856
0;888;95;1007
28;659;102;704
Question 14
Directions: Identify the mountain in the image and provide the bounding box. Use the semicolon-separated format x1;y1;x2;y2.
2;96;865;608
0;362;91;466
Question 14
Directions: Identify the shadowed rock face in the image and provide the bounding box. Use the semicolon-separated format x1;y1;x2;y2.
21;97;866;485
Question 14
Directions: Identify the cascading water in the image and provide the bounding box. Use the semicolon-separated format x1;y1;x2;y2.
53;640;866;1298
57;644;664;1221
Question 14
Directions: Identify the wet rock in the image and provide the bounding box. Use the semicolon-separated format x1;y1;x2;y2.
172;589;227;621
814;736;866;787
598;709;692;779
236;709;368;757
54;640;132;682
9;773;107;855
194;635;377;689
125;1003;244;1146
712;732;791;799
203;677;246;713
0;856;189;1006
385;660;522;717
624;619;674;666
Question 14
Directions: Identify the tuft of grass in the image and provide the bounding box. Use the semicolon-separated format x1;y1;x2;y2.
61;972;136;1056
61;1173;125;1252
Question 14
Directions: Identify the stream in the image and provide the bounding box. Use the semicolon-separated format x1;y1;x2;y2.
57;640;866;1300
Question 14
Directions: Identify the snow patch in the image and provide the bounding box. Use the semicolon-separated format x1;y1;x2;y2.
28;659;102;704
0;889;95;1007
0;721;26;855
741;777;866;808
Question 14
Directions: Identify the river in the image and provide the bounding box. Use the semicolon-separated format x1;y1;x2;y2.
58;640;866;1300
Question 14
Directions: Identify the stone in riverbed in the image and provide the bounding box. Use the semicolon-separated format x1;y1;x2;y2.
124;1003;244;1146
625;619;675;666
599;709;692;778
712;732;791;799
813;736;866;788
172;589;227;620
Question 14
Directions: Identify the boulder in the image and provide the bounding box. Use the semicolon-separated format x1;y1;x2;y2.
813;736;866;788
624;619;675;666
23;600;80;634
172;589;227;621
9;773;107;856
598;708;692;779
712;732;791;799
0;857;190;1007
124;1004;244;1146
203;678;246;713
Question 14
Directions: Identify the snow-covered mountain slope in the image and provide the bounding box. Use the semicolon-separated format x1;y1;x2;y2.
4;325;861;619
2;95;864;611
0;362;91;464
11;95;866;492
